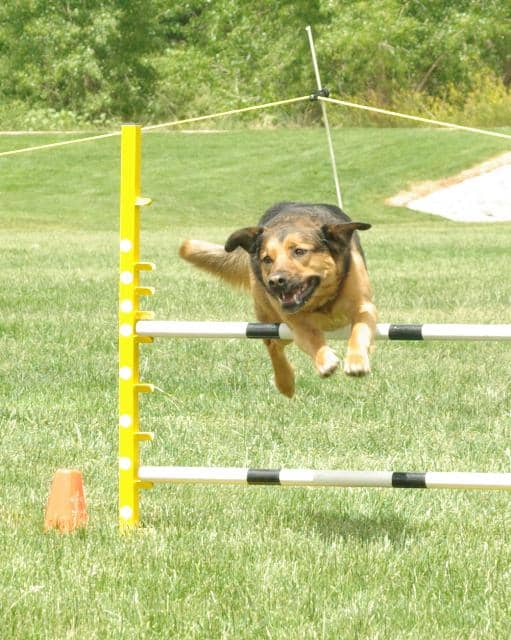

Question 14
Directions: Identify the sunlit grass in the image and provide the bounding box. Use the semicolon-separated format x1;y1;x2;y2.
1;128;510;639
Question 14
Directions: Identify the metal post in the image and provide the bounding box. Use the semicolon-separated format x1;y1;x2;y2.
305;25;343;209
118;124;154;530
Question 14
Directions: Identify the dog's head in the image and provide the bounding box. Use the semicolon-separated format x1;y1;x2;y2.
225;220;371;313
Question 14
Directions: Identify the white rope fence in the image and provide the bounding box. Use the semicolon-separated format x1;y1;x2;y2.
0;95;311;158
142;95;311;133
1;94;510;159
0;130;120;157
320;96;511;141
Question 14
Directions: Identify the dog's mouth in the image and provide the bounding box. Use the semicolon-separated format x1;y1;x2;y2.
272;276;320;313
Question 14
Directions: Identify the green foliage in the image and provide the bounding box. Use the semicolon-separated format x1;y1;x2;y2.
318;0;510;100
0;0;159;121
0;0;509;127
150;1;321;122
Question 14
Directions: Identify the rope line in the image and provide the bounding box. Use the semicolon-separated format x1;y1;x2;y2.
0;95;311;158
0;131;120;158
0;93;509;159
142;95;312;132
320;96;511;141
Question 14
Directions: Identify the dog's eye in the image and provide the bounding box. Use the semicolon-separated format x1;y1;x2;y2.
261;255;273;265
293;247;307;257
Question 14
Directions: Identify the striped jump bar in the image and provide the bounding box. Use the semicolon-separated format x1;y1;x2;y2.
136;321;511;341
138;466;511;490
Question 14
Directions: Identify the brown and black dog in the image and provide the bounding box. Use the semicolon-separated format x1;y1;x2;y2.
179;202;377;397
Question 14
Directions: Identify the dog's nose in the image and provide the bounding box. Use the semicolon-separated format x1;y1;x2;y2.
268;272;288;290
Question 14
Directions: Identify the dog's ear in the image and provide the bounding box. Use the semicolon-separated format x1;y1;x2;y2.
225;226;264;253
320;222;371;254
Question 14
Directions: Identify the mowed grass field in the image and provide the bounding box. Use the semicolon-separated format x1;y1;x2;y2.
1;125;511;639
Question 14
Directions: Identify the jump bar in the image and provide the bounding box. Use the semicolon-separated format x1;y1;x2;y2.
136;321;511;341
138;466;511;490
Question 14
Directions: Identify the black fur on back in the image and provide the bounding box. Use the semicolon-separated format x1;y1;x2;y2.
258;202;353;227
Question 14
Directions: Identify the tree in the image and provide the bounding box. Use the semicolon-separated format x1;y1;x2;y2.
0;0;160;120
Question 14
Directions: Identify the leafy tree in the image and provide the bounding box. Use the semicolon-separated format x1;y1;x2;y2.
0;0;160;120
0;0;509;126
317;0;511;101
151;1;324;119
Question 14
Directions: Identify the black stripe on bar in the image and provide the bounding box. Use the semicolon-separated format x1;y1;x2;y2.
392;472;427;488
388;324;424;341
246;323;281;339
247;468;281;485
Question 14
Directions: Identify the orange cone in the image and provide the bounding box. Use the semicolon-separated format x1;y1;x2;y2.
44;469;88;533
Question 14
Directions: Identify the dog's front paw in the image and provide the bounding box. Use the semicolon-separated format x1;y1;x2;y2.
316;347;340;378
343;351;370;377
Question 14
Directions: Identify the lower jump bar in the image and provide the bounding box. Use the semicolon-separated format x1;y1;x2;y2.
136;321;511;341
138;467;511;490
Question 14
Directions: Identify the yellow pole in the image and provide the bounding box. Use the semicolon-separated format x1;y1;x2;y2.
118;124;154;530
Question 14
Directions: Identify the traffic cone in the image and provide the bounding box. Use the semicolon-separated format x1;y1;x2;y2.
44;469;88;533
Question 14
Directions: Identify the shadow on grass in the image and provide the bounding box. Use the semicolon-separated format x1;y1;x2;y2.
306;507;417;546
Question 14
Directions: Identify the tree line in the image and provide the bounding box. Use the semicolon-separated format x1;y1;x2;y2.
0;0;509;128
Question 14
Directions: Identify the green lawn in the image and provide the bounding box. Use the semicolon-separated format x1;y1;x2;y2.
1;126;511;639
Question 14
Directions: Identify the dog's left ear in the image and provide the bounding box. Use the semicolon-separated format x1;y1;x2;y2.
225;226;264;253
320;222;371;254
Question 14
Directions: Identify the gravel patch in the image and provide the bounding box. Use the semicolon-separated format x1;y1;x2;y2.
387;152;511;222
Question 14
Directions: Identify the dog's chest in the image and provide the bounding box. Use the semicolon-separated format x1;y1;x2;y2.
306;310;350;331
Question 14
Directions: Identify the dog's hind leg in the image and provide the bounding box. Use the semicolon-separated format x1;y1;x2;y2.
263;339;295;398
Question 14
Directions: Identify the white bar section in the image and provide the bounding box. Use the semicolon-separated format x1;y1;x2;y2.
136;320;511;341
425;472;511;489
277;324;294;340
376;323;391;338
420;324;511;341
279;469;393;487
139;466;249;484
137;320;251;338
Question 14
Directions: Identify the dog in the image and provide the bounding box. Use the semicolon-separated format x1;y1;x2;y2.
179;202;377;397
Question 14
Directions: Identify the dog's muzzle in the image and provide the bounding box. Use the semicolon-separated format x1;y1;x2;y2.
268;273;320;313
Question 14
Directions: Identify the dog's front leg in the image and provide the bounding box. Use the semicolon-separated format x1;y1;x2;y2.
263;338;295;398
344;304;377;376
254;298;295;397
291;323;340;378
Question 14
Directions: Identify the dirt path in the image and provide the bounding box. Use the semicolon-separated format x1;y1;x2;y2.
386;152;511;222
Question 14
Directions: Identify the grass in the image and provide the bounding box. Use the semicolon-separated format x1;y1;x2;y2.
1;125;511;639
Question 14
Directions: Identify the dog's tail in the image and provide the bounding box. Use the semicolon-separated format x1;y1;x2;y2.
179;239;251;290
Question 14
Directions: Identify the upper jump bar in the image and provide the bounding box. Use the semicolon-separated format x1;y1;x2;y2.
135;321;511;341
138;466;511;490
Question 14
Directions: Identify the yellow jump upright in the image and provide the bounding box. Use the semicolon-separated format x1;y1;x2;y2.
118;124;155;530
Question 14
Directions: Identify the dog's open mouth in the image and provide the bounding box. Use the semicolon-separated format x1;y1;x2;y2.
275;276;320;312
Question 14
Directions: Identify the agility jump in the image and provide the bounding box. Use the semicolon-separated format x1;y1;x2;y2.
118;124;511;530
136;320;511;341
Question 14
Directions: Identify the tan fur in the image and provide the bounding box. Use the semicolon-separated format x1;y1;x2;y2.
179;209;377;397
179;240;251;289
